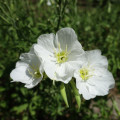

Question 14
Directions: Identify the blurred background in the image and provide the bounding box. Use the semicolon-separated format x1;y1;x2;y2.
0;0;120;120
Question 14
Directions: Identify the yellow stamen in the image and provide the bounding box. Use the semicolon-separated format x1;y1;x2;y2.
27;65;41;79
79;68;92;80
54;43;69;64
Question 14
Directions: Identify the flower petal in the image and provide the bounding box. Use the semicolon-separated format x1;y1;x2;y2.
88;68;115;96
37;33;55;53
25;77;42;89
76;80;96;100
68;52;86;69
39;60;44;74
55;63;74;83
10;66;32;84
34;44;53;61
43;61;57;80
19;45;39;65
86;50;108;68
44;61;73;83
16;61;28;68
55;28;78;51
34;33;55;61
56;74;72;83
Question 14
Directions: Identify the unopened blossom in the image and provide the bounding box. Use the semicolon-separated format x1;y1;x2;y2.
10;46;44;88
74;50;115;100
34;28;85;83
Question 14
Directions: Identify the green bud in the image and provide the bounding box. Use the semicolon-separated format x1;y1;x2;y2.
60;83;69;108
70;80;81;109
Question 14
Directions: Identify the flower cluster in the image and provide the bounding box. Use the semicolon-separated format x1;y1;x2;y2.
10;28;115;101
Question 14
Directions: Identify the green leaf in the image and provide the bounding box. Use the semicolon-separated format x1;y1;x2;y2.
70;80;81;109
60;83;69;108
12;104;28;113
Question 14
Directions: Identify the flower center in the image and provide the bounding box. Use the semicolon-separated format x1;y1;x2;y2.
54;43;69;64
28;65;41;79
79;68;92;80
55;51;68;63
34;69;41;78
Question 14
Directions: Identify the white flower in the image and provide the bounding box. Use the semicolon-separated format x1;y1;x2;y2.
47;0;52;6
10;46;44;88
74;50;115;100
34;28;85;83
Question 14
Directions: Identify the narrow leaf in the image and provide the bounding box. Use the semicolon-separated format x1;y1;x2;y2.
60;83;69;108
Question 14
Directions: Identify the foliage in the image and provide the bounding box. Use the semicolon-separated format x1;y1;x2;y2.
0;0;120;120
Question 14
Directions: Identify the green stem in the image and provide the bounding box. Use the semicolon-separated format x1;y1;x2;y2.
0;15;9;23
56;0;67;31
